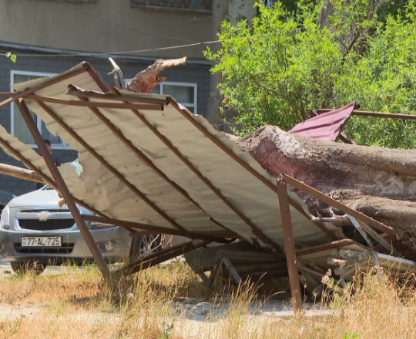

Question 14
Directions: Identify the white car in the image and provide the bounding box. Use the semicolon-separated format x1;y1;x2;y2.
0;185;157;274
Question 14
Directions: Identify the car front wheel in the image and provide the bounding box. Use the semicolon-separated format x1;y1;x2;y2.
130;235;160;259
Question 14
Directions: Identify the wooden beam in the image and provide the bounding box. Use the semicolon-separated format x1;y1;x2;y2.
0;163;44;183
276;177;303;312
17;99;110;282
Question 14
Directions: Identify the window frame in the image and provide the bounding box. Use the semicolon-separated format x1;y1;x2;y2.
159;81;197;113
130;0;211;13
10;70;70;150
124;80;197;113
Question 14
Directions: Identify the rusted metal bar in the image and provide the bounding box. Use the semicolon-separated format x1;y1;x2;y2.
17;99;110;282
296;239;355;257
110;88;284;255
285;199;339;240
0;92;16;98
0;62;90;110
77;96;235;236
276;177;303;312
119;240;209;276
282;174;395;235
0;137;107;218
34;100;187;233
85;67;110;92
66;85;169;105
82;215;234;242
24;94;163;110
317;108;416;120
173;94;395;237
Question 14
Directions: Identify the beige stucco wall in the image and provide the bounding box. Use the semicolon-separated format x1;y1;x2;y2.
229;0;257;25
0;0;216;58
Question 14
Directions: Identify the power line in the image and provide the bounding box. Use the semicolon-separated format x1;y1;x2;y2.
55;0;199;43
4;40;221;58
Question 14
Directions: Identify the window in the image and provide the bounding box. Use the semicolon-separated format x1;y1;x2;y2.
153;82;197;113
10;71;68;149
131;0;211;12
124;80;197;113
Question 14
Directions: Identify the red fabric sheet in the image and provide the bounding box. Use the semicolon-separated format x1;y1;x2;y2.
289;101;356;141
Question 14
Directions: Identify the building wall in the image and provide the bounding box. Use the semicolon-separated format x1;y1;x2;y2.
0;0;214;58
0;56;210;196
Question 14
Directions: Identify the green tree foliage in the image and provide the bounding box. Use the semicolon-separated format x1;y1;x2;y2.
205;0;416;148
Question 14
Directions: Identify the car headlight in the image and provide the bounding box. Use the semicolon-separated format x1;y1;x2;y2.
90;220;116;230
0;205;10;230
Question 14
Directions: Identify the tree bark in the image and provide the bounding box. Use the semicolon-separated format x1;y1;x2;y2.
234;125;416;238
126;57;187;93
0;163;44;183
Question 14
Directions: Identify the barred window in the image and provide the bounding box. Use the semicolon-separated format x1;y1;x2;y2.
131;0;211;12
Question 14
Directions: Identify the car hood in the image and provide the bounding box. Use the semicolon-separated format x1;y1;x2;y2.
7;188;91;214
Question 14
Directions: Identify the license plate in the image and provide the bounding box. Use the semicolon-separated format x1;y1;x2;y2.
21;236;62;247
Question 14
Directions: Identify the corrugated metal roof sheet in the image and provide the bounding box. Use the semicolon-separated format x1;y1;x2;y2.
289;102;356;141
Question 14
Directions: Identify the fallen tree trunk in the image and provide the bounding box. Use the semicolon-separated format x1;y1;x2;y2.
0;163;44;183
234;126;416;239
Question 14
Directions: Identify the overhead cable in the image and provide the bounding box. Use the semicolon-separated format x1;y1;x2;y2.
3;40;222;58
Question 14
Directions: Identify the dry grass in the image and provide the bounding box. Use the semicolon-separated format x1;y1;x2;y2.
0;262;415;339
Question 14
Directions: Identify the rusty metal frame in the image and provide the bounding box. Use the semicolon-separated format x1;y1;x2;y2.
34;100;187;233
24;94;164;110
82;215;237;242
67;85;169;105
0;63;410;294
119;240;210;276
109;87;285;255
0;62;91;110
276;177;302;311
317;108;416;120
168;98;395;238
75;95;235;236
0;136;107;219
16;99;111;282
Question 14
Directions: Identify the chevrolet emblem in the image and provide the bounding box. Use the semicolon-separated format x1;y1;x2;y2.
36;211;50;221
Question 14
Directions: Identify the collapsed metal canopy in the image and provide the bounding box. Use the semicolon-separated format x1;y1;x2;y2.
2;61;416;310
1;62;335;251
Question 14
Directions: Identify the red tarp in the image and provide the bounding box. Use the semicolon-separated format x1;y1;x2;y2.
289;101;356;141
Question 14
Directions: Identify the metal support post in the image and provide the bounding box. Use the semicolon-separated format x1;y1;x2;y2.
17;99;110;283
276;177;303;312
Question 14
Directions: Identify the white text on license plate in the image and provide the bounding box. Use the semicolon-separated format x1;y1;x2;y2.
21;237;62;247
